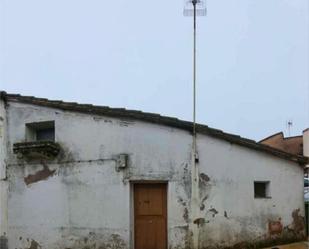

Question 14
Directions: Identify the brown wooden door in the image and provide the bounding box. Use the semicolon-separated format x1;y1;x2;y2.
134;183;167;249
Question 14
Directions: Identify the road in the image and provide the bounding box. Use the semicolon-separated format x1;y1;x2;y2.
263;241;309;249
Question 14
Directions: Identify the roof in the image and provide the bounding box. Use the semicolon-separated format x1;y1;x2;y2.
259;132;303;156
259;132;303;143
1;91;308;166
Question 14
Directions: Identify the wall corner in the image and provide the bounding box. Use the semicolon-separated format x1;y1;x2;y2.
0;97;8;249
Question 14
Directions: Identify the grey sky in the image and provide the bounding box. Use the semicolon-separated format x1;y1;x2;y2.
0;0;308;140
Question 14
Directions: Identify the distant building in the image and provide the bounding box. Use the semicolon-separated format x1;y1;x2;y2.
260;129;309;177
0;92;308;249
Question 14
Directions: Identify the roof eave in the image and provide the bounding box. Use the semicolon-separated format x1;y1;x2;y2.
2;91;308;166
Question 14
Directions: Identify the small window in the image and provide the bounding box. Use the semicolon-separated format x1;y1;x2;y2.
254;181;270;198
26;121;55;142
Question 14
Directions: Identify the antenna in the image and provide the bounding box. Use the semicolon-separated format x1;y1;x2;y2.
183;0;207;162
183;1;206;249
184;0;207;16
286;119;293;137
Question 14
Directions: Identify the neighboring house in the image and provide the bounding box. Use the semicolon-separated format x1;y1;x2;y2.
260;129;309;177
0;92;308;249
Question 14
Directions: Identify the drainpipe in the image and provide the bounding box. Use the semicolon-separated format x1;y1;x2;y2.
0;96;8;249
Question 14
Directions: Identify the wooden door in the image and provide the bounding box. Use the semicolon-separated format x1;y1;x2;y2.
134;183;167;249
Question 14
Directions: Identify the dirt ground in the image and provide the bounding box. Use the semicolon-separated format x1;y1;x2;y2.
263;241;309;249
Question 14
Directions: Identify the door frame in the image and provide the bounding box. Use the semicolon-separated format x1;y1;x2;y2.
130;181;168;249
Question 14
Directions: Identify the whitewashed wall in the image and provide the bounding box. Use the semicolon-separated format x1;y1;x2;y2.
0;98;8;249
4;101;306;249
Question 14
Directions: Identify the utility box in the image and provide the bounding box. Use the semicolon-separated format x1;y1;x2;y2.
116;154;128;171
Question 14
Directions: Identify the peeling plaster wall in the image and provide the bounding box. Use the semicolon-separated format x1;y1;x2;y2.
5;101;306;249
0;98;8;249
196;136;305;248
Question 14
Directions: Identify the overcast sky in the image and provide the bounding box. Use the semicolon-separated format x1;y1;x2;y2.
0;0;308;140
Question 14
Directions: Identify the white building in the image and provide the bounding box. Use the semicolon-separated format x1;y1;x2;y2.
0;92;308;249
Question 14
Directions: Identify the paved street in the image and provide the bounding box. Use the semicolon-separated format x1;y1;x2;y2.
263;241;309;249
